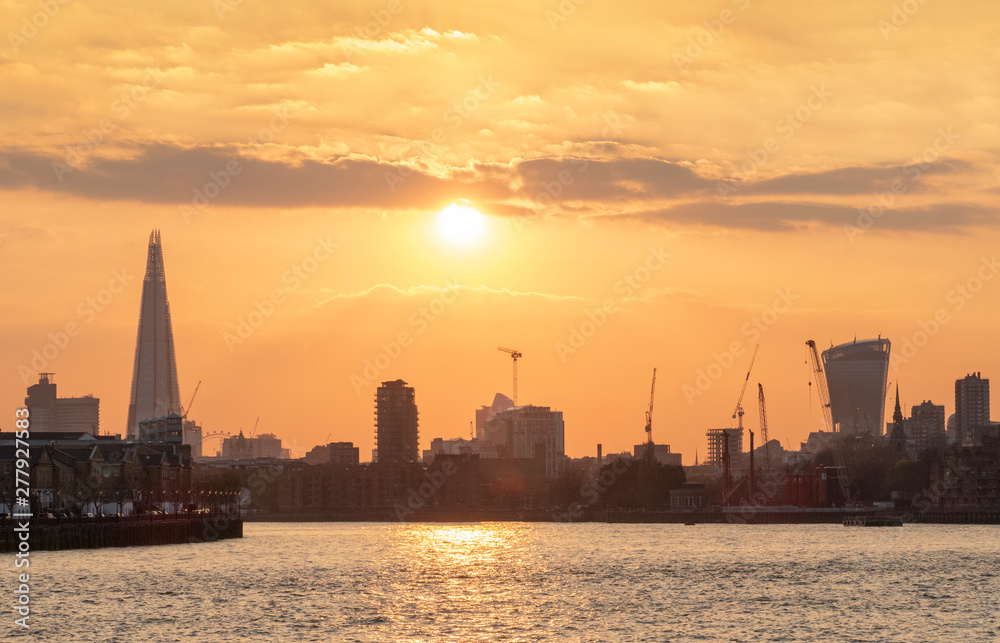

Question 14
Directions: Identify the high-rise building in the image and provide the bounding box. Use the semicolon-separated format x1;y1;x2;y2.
483;404;565;478
955;372;990;445
126;230;183;440
909;400;946;454
822;337;891;435
24;373;100;434
475;393;513;440
706;428;743;466
375;379;419;462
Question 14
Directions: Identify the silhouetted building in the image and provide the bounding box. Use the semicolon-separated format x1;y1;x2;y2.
422;437;498;463
909;401;946;454
822;337;891;435
126;230;183;439
889;385;907;453
475;393;513;440
483;405;564;478
955;372;990;446
138;413;183;443
304;441;360;465
706;428;742;466
183;419;203;459
931;434;1000;510
24;373;100;435
221;432;289;460
633;443;682;466
375;379;419;462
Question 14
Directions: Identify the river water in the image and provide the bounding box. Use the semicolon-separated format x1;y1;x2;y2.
9;522;1000;641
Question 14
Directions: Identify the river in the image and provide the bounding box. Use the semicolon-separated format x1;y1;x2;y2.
8;522;1000;641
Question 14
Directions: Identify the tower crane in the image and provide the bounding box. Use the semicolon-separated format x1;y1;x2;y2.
806;339;853;504
757;383;771;471
498;347;523;445
497;347;522;407
805;340;834;432
181;380;202;419
732;345;759;430
643;368;657;457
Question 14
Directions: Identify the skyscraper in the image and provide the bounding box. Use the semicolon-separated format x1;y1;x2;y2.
822;337;891;435
126;230;182;440
955;372;990;445
375;379;419;462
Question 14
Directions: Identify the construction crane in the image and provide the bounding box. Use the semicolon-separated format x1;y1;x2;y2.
497;347;522;407
644;368;657;447
249;416;259;439
805;340;834;432
498;347;523;448
758;383;771;471
806;339;853;504
181;380;202;419
732;344;759;430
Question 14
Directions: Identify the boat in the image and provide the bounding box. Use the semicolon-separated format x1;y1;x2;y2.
843;514;903;527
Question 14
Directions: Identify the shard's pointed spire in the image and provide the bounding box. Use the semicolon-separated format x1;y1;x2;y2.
127;231;181;439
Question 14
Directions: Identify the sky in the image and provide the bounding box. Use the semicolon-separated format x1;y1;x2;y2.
2;0;998;462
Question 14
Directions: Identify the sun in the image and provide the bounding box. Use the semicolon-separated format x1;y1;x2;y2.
435;202;488;248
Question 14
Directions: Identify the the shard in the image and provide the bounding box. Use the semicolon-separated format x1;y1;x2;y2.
126;230;182;439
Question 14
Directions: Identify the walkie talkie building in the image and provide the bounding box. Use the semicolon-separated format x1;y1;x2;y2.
822;337;891;436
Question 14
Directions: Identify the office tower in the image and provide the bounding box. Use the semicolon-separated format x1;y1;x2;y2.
375;379;419;462
822;337;891;435
955;372;990;445
24;372;100;434
126;230;182;439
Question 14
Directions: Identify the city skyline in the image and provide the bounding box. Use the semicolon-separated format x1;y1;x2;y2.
3;229;995;462
2;1;999;463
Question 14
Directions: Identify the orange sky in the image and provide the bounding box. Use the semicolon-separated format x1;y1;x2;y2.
2;0;998;462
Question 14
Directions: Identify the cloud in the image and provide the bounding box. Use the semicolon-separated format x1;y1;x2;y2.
0;145;511;209
514;157;714;202
317;282;586;307
605;201;1000;232
738;161;967;196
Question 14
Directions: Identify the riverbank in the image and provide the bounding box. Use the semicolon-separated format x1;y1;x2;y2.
0;512;243;552
243;507;1000;525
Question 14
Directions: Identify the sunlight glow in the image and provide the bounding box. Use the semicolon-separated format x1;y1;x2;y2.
435;203;488;247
